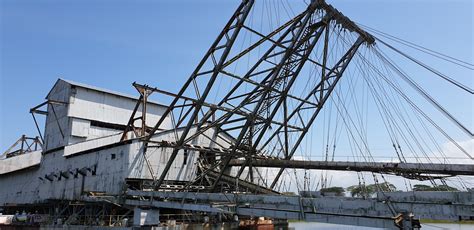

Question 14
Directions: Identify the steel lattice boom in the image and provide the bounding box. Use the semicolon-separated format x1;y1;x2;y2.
137;0;376;192
1;1;472;229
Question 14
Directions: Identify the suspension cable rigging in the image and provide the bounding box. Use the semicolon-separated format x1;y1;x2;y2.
358;23;474;69
373;46;473;137
376;39;473;95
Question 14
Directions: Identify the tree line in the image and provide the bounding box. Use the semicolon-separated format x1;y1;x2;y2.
316;183;459;198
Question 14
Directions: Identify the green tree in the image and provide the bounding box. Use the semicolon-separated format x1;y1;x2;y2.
347;182;396;198
370;182;396;192
320;187;345;196
413;184;432;191
436;185;459;191
347;184;374;198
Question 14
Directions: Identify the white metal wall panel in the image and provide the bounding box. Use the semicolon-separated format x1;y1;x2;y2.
0;150;42;175
0;144;131;205
70;118;90;138
68;87;171;129
43;79;172;151
44;80;71;151
0;127;234;205
0;79;234;206
63;133;121;157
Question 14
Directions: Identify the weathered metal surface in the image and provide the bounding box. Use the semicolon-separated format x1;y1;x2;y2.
43;79;70;151
63;133;122;157
126;200;225;214
128;126;234;182
0;0;470;226
42;79;172;152
228;158;474;177
0;121;231;205
0;138;203;205
0;78;237;206
1;135;42;158
132;208;160;226
126;190;473;229
236;208;396;229
1;72;470;230
377;191;474;205
205;169;279;195
0;150;42;175
132;0;377;193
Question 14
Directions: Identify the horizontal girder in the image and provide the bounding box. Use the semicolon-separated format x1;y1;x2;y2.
228;158;474;178
125;190;474;229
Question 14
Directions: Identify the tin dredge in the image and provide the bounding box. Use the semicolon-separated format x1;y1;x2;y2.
1;0;473;229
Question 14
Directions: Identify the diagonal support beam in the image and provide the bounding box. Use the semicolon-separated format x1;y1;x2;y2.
270;36;366;188
150;0;255;189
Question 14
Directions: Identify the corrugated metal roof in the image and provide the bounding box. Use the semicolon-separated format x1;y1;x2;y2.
46;78;168;107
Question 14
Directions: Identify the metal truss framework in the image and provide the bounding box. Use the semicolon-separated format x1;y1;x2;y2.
121;83;155;141
2;135;42;158
124;0;377;192
30;99;68;143
228;158;474;180
0;201;131;226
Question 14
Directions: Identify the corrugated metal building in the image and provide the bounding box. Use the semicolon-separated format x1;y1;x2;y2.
0;79;232;206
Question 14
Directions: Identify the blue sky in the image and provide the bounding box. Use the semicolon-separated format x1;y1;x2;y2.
1;0;472;154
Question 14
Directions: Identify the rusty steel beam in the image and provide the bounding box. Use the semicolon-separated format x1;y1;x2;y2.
228;158;474;177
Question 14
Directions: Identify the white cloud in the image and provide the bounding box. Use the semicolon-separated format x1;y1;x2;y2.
438;139;473;164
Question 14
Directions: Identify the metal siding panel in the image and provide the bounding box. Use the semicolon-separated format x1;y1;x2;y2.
0;150;42;175
70;118;90;138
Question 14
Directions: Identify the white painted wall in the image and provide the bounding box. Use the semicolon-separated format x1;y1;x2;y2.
43;79;172;151
0;127;233;205
0;143;131;204
0;79;233;205
44;80;70;151
0;150;42;175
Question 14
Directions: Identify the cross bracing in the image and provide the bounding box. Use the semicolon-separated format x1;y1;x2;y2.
120;0;473;195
